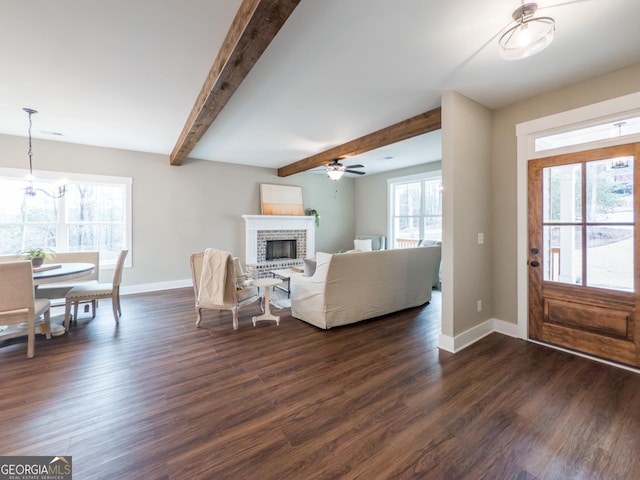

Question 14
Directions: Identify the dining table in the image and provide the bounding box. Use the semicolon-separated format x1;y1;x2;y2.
32;262;95;287
31;262;95;336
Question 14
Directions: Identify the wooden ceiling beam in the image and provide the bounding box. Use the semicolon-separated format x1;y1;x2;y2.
170;0;302;166
277;107;442;177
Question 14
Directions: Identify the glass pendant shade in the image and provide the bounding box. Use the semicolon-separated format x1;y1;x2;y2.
499;3;555;60
326;166;345;181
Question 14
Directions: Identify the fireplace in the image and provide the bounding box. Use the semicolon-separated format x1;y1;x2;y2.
266;239;297;261
242;215;316;277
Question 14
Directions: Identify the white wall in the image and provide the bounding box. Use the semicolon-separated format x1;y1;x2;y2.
0;134;356;289
441;91;493;340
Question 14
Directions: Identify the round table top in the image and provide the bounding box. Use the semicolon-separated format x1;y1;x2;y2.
251;277;283;288
33;262;95;285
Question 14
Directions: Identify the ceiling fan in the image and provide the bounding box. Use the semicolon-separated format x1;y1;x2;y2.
326;158;365;180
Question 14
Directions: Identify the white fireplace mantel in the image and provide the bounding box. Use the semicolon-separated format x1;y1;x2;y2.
242;215;316;264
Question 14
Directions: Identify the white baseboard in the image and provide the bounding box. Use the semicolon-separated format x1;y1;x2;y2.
120;278;192;295
438;317;522;353
493;318;522;338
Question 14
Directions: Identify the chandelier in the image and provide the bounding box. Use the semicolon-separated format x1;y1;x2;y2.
23;107;66;198
499;2;555;60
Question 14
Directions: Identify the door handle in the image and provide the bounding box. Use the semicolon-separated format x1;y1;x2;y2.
530;260;540;267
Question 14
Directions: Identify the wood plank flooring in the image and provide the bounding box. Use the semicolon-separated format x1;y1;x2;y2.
1;288;639;479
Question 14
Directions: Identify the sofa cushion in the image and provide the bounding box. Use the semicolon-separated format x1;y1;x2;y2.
303;258;317;277
356;235;386;250
353;238;372;251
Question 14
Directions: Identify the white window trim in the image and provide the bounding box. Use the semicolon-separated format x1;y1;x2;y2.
387;170;442;248
0;167;133;269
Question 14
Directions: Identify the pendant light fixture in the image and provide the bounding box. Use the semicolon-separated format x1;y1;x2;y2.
22;107;66;198
499;2;555;60
611;122;630;169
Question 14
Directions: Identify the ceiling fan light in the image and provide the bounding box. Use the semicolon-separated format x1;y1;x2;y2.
499;3;555;60
326;166;344;181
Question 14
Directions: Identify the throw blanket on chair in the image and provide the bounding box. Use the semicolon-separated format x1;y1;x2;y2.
199;249;231;306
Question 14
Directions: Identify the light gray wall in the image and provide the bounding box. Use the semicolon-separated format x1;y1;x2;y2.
491;62;640;325
442;91;493;337
354;161;442;247
0;134;355;287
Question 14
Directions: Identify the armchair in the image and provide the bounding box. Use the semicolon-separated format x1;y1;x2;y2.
190;250;262;330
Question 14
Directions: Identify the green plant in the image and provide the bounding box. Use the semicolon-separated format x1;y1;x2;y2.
306;208;320;227
16;247;55;260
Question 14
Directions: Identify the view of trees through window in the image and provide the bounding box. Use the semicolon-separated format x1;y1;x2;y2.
389;173;442;248
0;172;130;265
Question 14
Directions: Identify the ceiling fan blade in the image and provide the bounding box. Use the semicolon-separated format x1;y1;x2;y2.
346;164;364;169
345;169;366;175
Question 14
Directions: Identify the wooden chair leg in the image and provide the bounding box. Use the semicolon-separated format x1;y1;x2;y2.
27;320;35;359
116;287;122;316
195;307;202;326
73;301;79;324
43;310;52;340
91;299;97;318
112;296;119;324
231;307;239;330
64;299;73;331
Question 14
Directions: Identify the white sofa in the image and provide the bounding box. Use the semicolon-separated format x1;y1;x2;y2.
290;246;441;329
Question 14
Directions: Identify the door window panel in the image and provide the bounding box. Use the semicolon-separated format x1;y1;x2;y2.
586;157;633;223
586;226;633;291
543;163;581;222
543;225;582;285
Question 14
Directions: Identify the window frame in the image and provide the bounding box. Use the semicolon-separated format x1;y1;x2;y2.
387;170;442;249
0;167;132;269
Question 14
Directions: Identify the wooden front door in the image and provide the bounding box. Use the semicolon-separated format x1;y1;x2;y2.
528;143;640;366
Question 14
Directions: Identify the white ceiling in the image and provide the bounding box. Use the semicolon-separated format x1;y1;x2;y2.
2;0;640;176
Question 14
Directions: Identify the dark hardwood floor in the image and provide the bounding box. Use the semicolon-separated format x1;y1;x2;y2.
1;288;639;479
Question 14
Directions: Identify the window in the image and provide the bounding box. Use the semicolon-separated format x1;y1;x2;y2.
388;171;442;249
0;168;132;268
535;115;640;152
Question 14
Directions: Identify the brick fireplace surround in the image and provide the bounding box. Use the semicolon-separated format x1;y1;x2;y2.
242;215;316;278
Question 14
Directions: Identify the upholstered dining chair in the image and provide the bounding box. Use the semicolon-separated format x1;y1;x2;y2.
63;250;128;331
190;250;262;330
36;251;100;305
0;261;52;358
